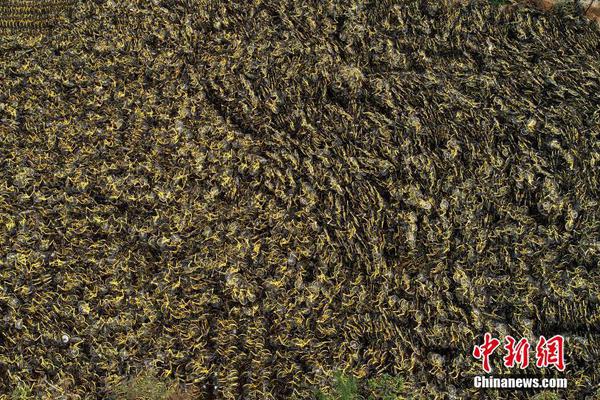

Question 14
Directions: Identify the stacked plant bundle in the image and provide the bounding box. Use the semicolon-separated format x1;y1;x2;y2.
0;0;599;399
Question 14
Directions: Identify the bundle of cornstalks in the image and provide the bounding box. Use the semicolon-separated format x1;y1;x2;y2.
0;0;75;31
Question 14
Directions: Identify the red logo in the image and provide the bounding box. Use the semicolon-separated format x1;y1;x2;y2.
473;334;565;373
536;335;565;371
473;333;501;373
504;335;531;369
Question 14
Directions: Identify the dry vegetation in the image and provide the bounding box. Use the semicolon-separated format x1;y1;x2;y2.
1;0;599;399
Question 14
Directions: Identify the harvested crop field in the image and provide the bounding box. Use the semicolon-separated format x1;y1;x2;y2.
1;0;599;399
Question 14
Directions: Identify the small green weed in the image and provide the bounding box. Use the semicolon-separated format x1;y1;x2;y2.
531;392;561;400
316;372;407;400
11;384;33;400
367;374;405;400
316;371;359;400
110;369;177;400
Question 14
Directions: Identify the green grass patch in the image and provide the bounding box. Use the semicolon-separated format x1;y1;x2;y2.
316;372;407;400
109;369;196;400
11;384;33;400
531;392;561;400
